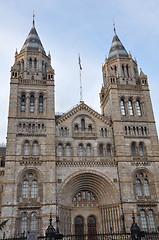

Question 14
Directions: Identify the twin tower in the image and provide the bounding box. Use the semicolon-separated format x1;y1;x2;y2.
0;19;159;238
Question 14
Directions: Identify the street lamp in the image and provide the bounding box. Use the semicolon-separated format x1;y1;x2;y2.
130;211;145;240
45;213;63;240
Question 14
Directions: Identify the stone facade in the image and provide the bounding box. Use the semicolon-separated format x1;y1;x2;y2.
0;21;159;238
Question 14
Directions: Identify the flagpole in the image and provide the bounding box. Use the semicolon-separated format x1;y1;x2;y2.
79;54;83;102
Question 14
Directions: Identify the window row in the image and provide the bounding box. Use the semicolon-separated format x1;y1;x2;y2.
73;191;97;206
125;126;148;136
21;212;37;236
74;119;93;133
18;123;45;135
20;93;44;113
23;140;39;156
57;143;112;157
131;142;146;157
140;209;156;232
109;64;130;78
100;128;108;137
57;127;69;137
120;99;142;116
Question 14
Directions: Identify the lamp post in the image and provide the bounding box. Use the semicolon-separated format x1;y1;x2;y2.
45;213;63;240
130;212;145;240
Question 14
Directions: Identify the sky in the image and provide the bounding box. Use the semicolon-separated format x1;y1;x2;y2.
0;0;159;143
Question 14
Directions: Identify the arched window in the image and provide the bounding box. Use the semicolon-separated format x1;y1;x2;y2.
30;213;37;232
88;216;97;235
42;124;45;133
100;128;104;137
74;124;79;133
64;127;67;137
81;119;85;132
28;124;31;134
88;125;92;133
22;180;29;198
136;179;142;197
131;142;136;156
78;144;83;157
125;126;127;135
144;179;150;196
128;100;133;116
86;144;91;156
57;144;63;157
31;180;38;198
133;127;136;135
21;94;26;112
99;143;103;157
140;210;148;231
32;141;38;156
34;59;37;70
136;100;142;116
66;144;71;156
19;123;22;134
126;64;129;77
148;210;156;232
30;94;35;112
107;144;111;156
24;141;30;156
141;127;144;135
120;99;126;115
29;58;32;69
39;95;43;113
75;216;84;236
21;213;28;236
32;124;35;134
139;142;144;156
105;128;107;137
122;64;125;76
60;127;64;137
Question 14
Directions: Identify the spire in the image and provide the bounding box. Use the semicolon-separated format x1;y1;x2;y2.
108;24;128;61
20;15;46;54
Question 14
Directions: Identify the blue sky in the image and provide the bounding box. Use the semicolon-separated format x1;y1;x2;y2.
0;0;159;143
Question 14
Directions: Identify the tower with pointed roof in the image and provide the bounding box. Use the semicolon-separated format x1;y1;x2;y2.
1;17;56;236
100;26;159;230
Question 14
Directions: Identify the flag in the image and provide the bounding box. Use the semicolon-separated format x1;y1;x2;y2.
78;55;82;70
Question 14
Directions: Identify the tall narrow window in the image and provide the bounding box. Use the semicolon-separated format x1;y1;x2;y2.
24;141;29;156
66;144;71;156
30;213;37;232
131;142;136;156
74;124;79;133
99;143;103;157
125;126;127;135
136;179;142;197
61;127;64;136
107;144;111;157
88;125;92;133
21;213;28;236
78;144;83;157
22;180;29;198
128;100;133;116
19;123;22;134
21;94;26;112
120;99;126;115
86;144;91;156
30;94;35;112
100;128;104;137
33;141;38;156
148;210;156;232
57;144;63;157
29;58;32;69
126;64;129;77
81;119;85;132
31;180;38;198
34;59;37;70
144;179;150;196
105;128;107;137
39;95;43;113
122;64;125;77
140;210;148;231
139;142;144;157
136;100;142;116
65;127;67;137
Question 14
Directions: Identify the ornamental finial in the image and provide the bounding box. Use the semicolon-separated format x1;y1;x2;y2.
113;20;116;34
33;11;35;27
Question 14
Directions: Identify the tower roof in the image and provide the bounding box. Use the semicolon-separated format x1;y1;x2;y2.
108;30;128;61
20;25;46;54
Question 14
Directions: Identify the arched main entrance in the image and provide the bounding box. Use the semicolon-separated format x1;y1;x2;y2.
75;216;84;238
